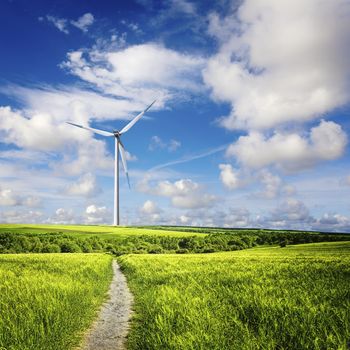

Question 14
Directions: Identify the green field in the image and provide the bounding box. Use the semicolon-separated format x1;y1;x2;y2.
0;224;204;237
1;225;349;349
1;224;348;256
119;242;350;350
0;253;113;350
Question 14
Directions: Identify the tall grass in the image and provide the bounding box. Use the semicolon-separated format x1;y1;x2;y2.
119;242;350;350
0;253;113;350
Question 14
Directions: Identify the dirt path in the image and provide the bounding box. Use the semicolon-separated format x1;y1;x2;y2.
80;260;133;350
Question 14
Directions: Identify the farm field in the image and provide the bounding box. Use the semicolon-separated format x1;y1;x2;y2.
119;242;350;350
0;224;204;238
0;253;113;350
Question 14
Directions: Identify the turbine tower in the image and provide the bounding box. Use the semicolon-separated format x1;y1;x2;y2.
67;100;156;226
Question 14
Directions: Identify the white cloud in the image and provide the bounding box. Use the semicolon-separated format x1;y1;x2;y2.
46;15;69;34
0;105;114;177
65;173;101;197
270;198;313;224
179;214;190;224
0;106;81;152
120;20;143;35
0;149;49;163
84;204;110;224
170;0;196;15
218;208;251;228
71;13;94;32
226;120;347;172
2;84;142;122
47;208;76;224
315;213;350;232
139;200;162;223
149;135;181;152
138;178;216;209
0;187;41;207
219;163;243;190
124;150;137;162
62;43;205;96
255;169;295;199
23;196;42;207
140;200;159;214
0;188;21;206
204;0;350;130
0;209;43;224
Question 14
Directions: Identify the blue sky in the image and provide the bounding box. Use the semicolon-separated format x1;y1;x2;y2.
0;0;350;231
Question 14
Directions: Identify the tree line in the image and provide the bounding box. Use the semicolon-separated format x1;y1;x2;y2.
0;230;349;255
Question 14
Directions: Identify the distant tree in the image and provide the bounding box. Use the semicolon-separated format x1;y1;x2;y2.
279;239;288;248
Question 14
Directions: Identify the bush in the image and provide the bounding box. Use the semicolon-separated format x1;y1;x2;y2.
42;244;61;253
176;249;189;254
60;242;81;253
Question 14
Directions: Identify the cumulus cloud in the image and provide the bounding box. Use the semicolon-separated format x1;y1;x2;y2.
269;199;314;227
47;208;76;224
84;204;110;224
0;188;21;206
140;200;159;214
226;120;347;172
255;169;295;199
204;0;350;130
62;43;205;98
149;136;181;152
0;106;81;152
219;163;244;190
0;105;113;176
315;213;350;232
0;187;41;207
2;84;141;122
139;200;162;222
71;13;94;32
138;178;216;209
0;209;43;224
65;173;101;197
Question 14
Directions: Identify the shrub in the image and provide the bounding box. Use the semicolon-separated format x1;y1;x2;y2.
42;244;61;253
60;242;81;253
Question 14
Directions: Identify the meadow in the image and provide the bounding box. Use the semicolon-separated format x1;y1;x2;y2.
0;224;204;238
118;242;350;350
1;225;349;349
0;253;113;350
1;224;348;255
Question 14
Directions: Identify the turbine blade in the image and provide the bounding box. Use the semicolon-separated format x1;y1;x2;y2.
66;122;114;137
119;99;156;135
118;141;131;189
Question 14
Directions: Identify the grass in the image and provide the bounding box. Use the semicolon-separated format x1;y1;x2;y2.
0;224;205;238
0;253;113;350
118;242;350;350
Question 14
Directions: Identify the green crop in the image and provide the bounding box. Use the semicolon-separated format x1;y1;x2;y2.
0;253;113;350
119;242;350;350
0;224;205;238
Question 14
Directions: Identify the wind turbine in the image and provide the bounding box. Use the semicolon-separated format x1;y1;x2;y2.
67;100;156;226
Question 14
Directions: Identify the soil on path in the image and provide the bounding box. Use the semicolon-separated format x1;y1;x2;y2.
80;260;133;350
